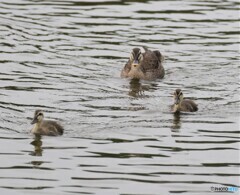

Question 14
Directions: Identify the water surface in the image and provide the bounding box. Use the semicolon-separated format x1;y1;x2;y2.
0;0;239;194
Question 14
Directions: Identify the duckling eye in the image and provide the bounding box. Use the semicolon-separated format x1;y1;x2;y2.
38;113;43;117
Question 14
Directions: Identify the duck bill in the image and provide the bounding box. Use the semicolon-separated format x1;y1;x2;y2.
174;98;180;105
132;60;140;68
31;117;38;125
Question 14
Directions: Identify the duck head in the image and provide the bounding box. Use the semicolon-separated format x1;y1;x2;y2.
129;48;143;70
174;89;184;105
31;110;44;124
173;89;184;113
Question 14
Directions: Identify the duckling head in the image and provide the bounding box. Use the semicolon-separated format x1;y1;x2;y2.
129;48;143;70
173;89;184;110
31;110;44;125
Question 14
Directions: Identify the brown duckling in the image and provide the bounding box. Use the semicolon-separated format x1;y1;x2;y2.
172;89;198;113
31;110;64;136
121;46;165;80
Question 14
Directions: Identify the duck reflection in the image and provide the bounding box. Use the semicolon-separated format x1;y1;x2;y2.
30;134;43;157
128;79;158;98
171;112;181;132
128;79;144;97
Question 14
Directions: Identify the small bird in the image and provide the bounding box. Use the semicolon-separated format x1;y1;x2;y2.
121;46;165;80
172;89;198;113
30;110;64;136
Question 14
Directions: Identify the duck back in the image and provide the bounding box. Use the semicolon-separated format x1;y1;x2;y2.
181;99;198;112
32;120;64;136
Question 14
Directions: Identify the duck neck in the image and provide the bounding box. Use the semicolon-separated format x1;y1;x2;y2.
31;122;42;134
128;67;144;79
173;103;181;113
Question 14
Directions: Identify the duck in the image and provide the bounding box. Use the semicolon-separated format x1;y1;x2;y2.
172;89;198;113
30;110;64;136
121;46;165;80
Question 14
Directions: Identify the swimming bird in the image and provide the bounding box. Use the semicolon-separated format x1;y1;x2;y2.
30;110;64;136
121;46;165;80
172;89;198;113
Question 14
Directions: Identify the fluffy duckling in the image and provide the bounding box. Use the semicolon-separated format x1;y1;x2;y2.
172;89;198;113
121;47;165;80
31;110;64;136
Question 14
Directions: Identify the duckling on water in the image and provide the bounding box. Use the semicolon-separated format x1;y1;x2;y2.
172;89;198;113
31;110;64;136
121;46;165;80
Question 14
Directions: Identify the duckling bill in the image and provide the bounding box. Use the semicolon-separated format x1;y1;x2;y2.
121;47;165;80
172;89;198;113
31;110;64;136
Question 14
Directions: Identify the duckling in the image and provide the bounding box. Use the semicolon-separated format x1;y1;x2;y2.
30;110;64;136
121;46;165;80
172;89;198;113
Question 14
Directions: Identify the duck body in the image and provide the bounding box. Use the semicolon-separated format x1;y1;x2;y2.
121;47;165;80
31;120;64;136
31;110;64;136
172;99;198;113
172;89;198;113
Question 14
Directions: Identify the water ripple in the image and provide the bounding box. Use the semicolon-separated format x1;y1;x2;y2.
0;0;239;194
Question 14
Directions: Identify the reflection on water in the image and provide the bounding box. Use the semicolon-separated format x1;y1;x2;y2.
171;113;181;131
0;0;239;194
30;135;43;157
128;79;159;98
128;79;145;98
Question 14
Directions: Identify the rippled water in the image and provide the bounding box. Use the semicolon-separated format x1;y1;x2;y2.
0;0;239;194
